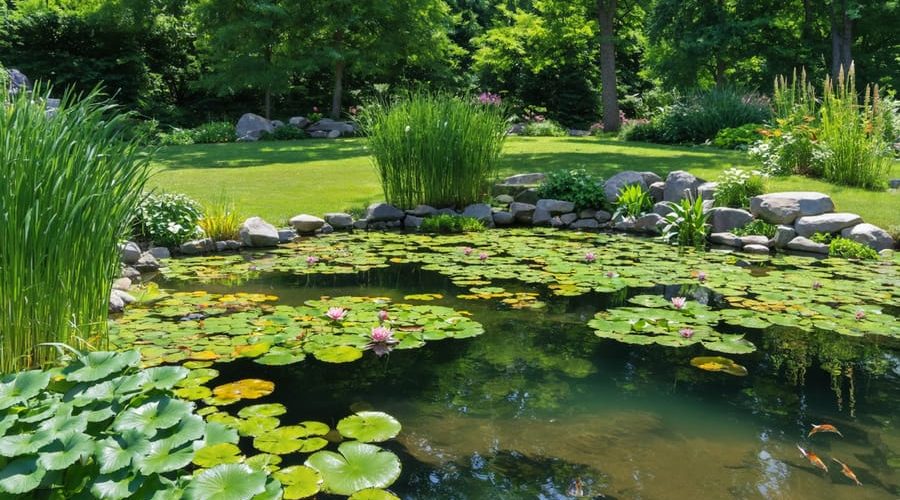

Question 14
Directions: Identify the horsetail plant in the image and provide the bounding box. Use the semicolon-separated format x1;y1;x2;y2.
0;80;152;372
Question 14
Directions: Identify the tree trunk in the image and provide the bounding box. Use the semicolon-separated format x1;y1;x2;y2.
596;0;619;132
264;87;271;120
715;56;727;87
331;60;345;120
830;0;853;78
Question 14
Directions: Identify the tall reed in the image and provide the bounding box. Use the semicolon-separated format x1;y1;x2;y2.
0;81;151;373
773;68;816;121
819;64;891;189
358;92;507;209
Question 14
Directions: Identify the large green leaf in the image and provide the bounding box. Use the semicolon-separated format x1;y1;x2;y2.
140;366;189;390
184;463;267;500
0;370;51;410
305;441;401;496
96;430;152;474
349;489;401;500
337;412;401;443
37;432;94;470
135;440;194;475
192;443;243;468
0;455;46;494
113;397;193;437
273;465;322;499
90;469;144;500
63;350;141;382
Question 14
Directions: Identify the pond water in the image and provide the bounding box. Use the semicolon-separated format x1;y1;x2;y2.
113;230;899;499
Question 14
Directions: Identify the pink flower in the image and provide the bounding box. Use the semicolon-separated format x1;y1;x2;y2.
671;297;687;310
812;281;822;290
855;310;865;321
306;255;319;266
679;328;694;338
462;247;473;256
479;252;489;261
584;252;596;263
370;326;394;343
313;106;319;113
378;310;389;322
697;272;707;283
606;271;618;278
477;92;501;106
325;307;347;322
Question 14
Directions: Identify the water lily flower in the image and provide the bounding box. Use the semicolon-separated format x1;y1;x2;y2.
462;247;473;256
584;252;596;263
306;255;319;266
479;252;489;261
325;307;347;322
671;297;687;310
378;310;389;322
812;281;822;290
679;328;694;338
606;271;618;278
370;326;396;344
697;272;707;283
855;310;865;321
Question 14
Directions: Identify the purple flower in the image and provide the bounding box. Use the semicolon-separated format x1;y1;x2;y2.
378;310;389;322
306;255;319;266
462;247;473;256
855;310;865;321
671;297;687;310
370;326;395;343
697;272;707;283
606;271;618;278
679;328;694;338
477;92;502;106
584;252;596;263
479;252;489;261
812;281;822;290
325;307;347;322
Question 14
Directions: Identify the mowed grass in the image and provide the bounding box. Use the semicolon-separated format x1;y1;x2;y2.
150;137;899;228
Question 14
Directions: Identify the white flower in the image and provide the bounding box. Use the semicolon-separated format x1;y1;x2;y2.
167;222;183;234
404;125;411;133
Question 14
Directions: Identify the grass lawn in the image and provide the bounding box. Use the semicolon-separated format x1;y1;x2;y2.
150;137;899;229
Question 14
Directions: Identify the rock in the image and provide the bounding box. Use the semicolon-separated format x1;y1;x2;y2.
532;207;552;226
403;215;424;229
560;213;578;225
697;182;718;201
112;278;132;291
749;192;835;224
604;171;647;203
462;203;493;223
702;200;715;213
289;116;310;128
773;225;796;248
568;129;590;137
663;170;704;202
785;236;829;255
503;173;546;185
652;202;674;217
571;218;601;230
794;212;862;237
271;120;285;128
889;179;900;189
742;244;770;254
307;119;355;136
515;188;541;205
408;205;438;217
214;241;227;252
309;130;329;138
388;220;403;228
278;229;298;242
708;208;753;233
290;214;326;233
239;217;280;247
550;216;565;228
366;203;405;222
318;223;334;234
649;181;665;203
236;113;273;141
353;219;369;230
7;68;31;94
324;213;354;230
613;216;635;231
495;194;514;205
634;213;664;233
709;232;742;248
641;172;663;186
180;238;215;255
507;123;526;135
148;246;171;259
109;291;125;313
120;242;141;265
436;208;458;216
492;211;514;226
578;209;596;219
840;223;895;251
594;210;612;222
121;266;140;280
133;252;160;272
326;129;341;139
739;235;770;247
510;202;536;222
536;199;576;214
224;240;242;251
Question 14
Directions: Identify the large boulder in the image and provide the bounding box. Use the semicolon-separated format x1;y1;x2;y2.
709;232;742;248
559;213;578;226
239;217;280;247
633;213;664;233
461;203;493;224
840;223;895;251
649;181;666;203
640;172;663;186
603;171;647;203
697;182;718;201
749;192;834;224
773;225;796;248
366;203;405;222
236;113;274;141
708;208;753;233
509;202;536;223
652;202;674;217
120;242;141;265
785;236;829;255
492;211;514;226
180;238;215;255
663;171;704;202
571;218;600;230
307;119;355;136
289;116;310;128
536;199;576;215
133;252;160;272
407;205;438;217
403;215;424;229
290;214;326;233
7;68;30;94
794;213;862;237
514;188;540;205
739;235;770;247
324;213;354;230
594;210;612;222
532;207;552;226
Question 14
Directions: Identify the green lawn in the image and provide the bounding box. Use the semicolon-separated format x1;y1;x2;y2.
150;137;899;228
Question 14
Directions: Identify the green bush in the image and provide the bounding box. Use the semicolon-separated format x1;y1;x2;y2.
733;219;777;238
614;184;652;217
714;168;767;208
419;214;486;234
829;237;879;260
190;121;234;143
0;83;151;372
358;91;507;209
260;125;307;141
810;231;835;244
157;127;195;146
712;123;765;149
135;193;203;247
536;169;605;209
619;120;666;142
521;119;567;137
662;197;709;250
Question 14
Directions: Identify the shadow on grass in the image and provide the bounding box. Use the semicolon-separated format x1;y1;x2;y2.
499;150;746;178
153;139;369;170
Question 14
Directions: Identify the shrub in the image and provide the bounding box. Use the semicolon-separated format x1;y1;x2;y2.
199;198;241;241
614;184;652;217
135;192;203;247
260;125;307;141
419;215;486;234
829;237;879;260
619;120;666;142
522;119;567;137
190;121;234;143
0;84;151;372
733;219;777;238
536;169;605;209
714;168;767;208
358;91;507;209
157;127;194;146
662;197;709;250
712;123;765;149
810;231;835;244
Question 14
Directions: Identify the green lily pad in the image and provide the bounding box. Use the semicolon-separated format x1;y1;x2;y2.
185;463;268;500
192;443;244;468
691;356;748;376
0;455;46;494
313;346;364;363
337;412;402;443
238;403;287;419
273;465;323;499
0;370;51;410
349;489;401;500
305;441;402;496
63;350;141;383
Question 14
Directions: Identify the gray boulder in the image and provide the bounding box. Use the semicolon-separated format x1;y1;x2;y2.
179;238;215;255
224;240;242;251
120;242;141;265
278;229;298;242
634;213;664;233
7;68;30;94
550;216;565;228
308;130;329;138
663;171;704;202
113;277;132;291
742;244;770;254
697;182;718;201
307;119;355;136
236;113;274;141
353;219;369;230
290;214;326;233
502;173;546;185
640;171;663;186
366;203;405;222
148;246;171;259
709;232;742;248
324;213;354;230
652;202;674;217
749;192;835;224
794;213;862;237
578;209;596;219
289;116;310;128
571;218;600;230
109;291;125;314
594;210;613;222
326;130;341;139
404;215;424;229
560;213;578;225
435;208;458;216
215;241;227;252
492;211;514;226
841;223;895;251
510;202;536;222
536;199;576;214
495;194;515;205
121;266;141;280
708;208;753;233
649;181;666;203
408;205;438;217
271;120;285;128
739;235;770;247
317;224;334;235
239;217;280;247
786;236;829;255
515;188;541;205
462;203;493;224
773;225;796;248
604;171;647;203
889;179;900;189
613;215;635;232
532;207;552;226
133;252;160;272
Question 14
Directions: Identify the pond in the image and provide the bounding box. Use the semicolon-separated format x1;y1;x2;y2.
112;230;899;499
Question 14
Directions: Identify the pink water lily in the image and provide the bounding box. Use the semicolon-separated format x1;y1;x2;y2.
812;281;822;290
671;297;687;310
370;326;396;343
462;247;473;256
679;328;694;338
306;255;319;266
479;252;489;261
378;310;390;322
697;271;707;283
606;271;618;278
325;307;347;322
855;310;865;321
584;252;596;263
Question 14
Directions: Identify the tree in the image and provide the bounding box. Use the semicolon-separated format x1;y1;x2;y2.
596;0;619;131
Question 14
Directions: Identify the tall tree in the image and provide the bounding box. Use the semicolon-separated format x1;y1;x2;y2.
596;0;619;131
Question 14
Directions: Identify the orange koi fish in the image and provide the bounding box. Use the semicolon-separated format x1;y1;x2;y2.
808;424;844;438
796;445;828;472
832;458;862;486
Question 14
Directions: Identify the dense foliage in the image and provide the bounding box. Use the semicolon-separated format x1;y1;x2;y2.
135;193;203;247
713;168;767;209
662;197;709;250
536;169;605;209
733;220;777;239
614;184;652;217
419;215;486;234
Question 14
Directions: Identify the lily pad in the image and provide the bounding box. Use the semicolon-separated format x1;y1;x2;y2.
273;465;323;499
305;441;402;496
337;412;402;443
192;443;244;468
185;463;267;500
212;379;275;400
690;356;749;376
